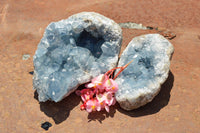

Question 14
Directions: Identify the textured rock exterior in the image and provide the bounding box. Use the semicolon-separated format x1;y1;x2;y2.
33;12;122;102
115;34;174;110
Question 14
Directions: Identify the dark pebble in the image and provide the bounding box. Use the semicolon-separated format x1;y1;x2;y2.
41;122;52;131
146;26;154;30
29;71;34;75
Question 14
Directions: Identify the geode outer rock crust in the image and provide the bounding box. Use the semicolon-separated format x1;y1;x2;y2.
115;34;174;110
33;12;122;102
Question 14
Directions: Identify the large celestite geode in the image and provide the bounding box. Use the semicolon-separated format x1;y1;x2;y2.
33;12;122;102
115;34;174;110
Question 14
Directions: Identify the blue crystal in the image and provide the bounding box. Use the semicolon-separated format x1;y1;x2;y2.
33;12;122;102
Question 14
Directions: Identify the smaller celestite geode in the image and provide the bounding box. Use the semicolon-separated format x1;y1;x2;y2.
115;34;174;110
33;12;122;102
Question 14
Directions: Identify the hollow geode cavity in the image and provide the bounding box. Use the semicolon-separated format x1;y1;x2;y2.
33;12;122;102
115;34;174;110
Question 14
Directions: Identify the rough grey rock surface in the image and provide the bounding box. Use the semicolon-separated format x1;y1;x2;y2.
22;54;30;60
118;22;147;30
33;12;122;102
115;34;174;110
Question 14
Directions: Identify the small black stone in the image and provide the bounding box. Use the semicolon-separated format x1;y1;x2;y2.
29;71;34;75
146;26;154;30
41;122;52;131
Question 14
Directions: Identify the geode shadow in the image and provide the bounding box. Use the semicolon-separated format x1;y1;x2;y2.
34;90;81;124
87;106;117;123
34;71;173;123
117;71;174;116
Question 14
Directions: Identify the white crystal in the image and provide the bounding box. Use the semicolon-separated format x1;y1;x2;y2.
115;34;174;110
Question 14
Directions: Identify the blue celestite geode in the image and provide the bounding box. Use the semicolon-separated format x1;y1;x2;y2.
33;12;122;102
115;34;174;110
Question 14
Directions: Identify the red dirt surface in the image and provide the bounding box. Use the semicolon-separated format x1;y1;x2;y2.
0;0;200;132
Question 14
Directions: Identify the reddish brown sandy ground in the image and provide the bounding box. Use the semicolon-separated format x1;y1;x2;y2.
0;0;200;132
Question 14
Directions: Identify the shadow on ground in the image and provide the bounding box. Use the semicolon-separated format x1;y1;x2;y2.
87;106;116;123
117;71;174;117
85;71;174;122
34;91;81;124
34;71;174;123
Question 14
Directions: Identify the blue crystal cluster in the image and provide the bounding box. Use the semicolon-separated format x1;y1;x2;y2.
33;12;122;102
115;34;174;110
